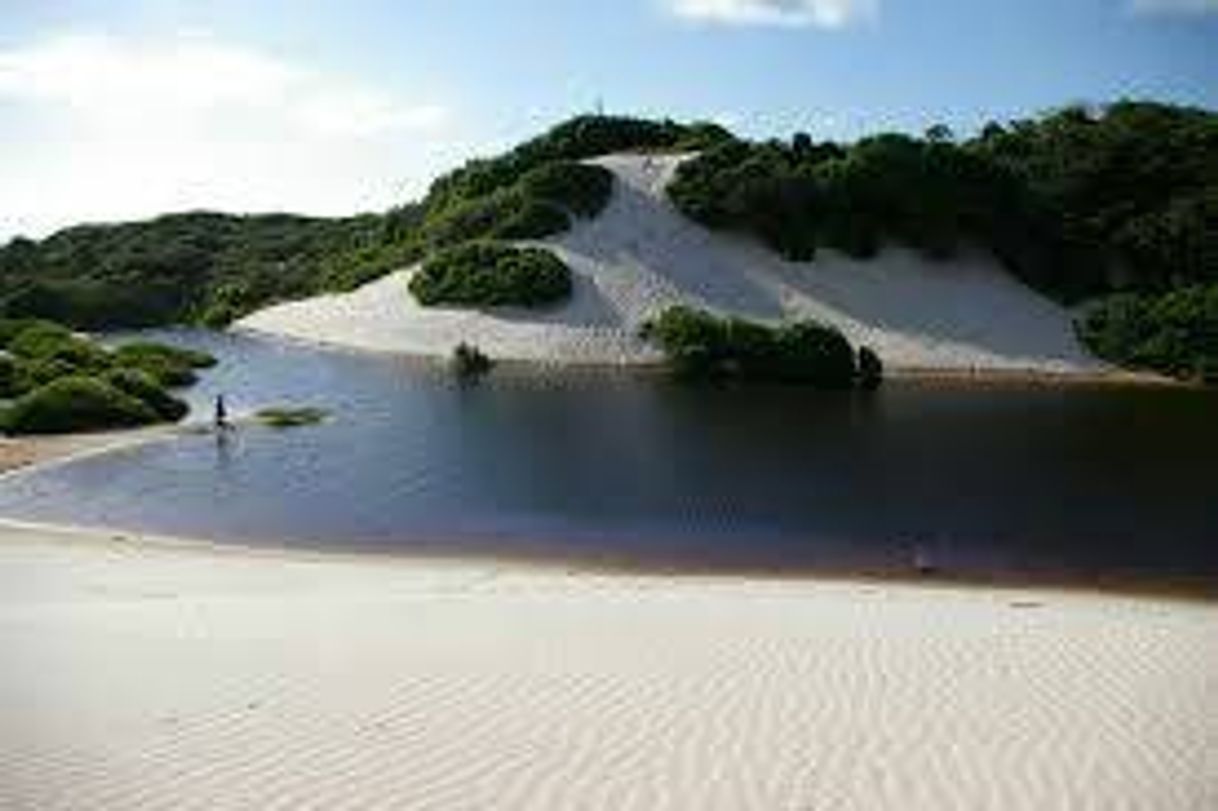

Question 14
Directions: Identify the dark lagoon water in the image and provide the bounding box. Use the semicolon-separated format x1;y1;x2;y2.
1;329;1215;585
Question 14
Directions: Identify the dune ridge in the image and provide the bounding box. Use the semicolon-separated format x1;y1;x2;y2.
239;154;1106;374
1;523;1214;810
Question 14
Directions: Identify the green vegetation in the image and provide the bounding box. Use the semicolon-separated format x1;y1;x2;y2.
0;212;405;329
0;376;158;435
409;242;572;308
255;406;329;428
0;319;211;434
0;116;727;330
641;306;872;389
424;115;731;216
452;342;494;379
1078;283;1218;382
857;346;884;391
421;161;615;247
102;368;191;422
669;102;1217;305
666;101;1216;381
111;342;217;387
1;106;1212;380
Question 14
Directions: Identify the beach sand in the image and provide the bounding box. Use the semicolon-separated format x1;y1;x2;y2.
0;426;182;477
1;521;1213;810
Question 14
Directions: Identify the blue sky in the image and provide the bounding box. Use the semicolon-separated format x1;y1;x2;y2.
1;0;1215;239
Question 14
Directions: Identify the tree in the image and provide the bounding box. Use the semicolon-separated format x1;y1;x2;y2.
925;123;954;144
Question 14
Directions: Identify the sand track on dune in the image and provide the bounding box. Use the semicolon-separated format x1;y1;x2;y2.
239;154;1105;373
1;526;1214;810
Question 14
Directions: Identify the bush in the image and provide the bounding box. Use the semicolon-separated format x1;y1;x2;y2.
493;199;571;240
642;306;858;388
1;376;159;435
857;346;884;390
419;161;614;247
0;318;62;348
102;368;189;422
255;406;329;428
409;242;573;308
452;342;494;379
0;354;19;399
1077;284;1218;381
112;342;217;387
517;162;614;219
5;323;113;382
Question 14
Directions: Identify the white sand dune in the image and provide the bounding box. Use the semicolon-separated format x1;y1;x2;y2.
240;154;1105;373
1;523;1214;810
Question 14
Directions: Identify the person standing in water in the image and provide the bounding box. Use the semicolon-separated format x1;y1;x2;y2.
214;394;230;430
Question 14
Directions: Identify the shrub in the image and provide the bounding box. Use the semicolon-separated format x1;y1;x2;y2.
409;242;572;308
0;354;19;399
517;162;614;219
112;342;217;387
452;342;494;379
642;306;858;388
15;357;77;391
857;346;884;390
102;368;189;422
493;199;571;240
5;322;113;380
1077;283;1218;381
255;406;329;428
0;318;62;348
2;376;159;435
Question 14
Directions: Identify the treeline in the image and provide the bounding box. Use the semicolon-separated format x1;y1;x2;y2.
0;115;728;325
670;101;1217;304
0;212;405;329
3;106;1214;378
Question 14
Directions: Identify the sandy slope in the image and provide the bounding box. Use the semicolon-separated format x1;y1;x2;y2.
240;154;1105;373
1;523;1214;810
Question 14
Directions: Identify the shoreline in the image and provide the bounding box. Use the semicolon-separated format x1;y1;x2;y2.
236;323;1185;387
1;516;1212;604
0;423;184;479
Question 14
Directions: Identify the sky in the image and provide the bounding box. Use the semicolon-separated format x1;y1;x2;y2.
1;0;1215;240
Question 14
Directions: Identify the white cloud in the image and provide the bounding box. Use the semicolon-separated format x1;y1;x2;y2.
667;0;878;28
0;32;459;239
1130;0;1218;14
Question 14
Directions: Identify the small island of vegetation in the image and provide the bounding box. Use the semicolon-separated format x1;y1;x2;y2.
255;407;330;429
642;306;881;389
452;342;495;379
0;319;215;435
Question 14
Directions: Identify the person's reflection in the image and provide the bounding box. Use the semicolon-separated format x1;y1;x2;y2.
214;421;237;469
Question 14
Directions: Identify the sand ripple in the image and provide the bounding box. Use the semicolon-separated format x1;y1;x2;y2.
0;527;1214;809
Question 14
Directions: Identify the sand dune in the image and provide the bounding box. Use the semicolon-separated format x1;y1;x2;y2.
1;523;1213;810
240;154;1105;373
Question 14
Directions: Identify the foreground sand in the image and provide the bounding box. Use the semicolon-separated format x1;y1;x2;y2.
1;523;1213;810
241;154;1105;375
